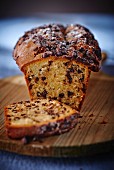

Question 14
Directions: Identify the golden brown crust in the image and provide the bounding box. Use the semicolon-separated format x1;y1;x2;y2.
13;24;101;72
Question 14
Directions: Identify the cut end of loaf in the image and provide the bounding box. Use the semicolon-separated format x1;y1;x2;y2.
4;98;79;139
22;57;91;110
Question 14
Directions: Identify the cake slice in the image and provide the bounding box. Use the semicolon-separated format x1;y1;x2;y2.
13;24;101;111
4;98;79;139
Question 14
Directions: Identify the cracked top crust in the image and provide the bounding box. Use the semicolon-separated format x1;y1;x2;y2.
13;24;101;72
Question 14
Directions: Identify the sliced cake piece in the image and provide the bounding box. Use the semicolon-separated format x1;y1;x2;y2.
4;98;79;139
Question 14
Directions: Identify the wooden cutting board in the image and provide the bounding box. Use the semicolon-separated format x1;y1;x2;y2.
0;72;114;157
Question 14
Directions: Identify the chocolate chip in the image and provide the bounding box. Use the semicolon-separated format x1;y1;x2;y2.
79;75;84;81
65;102;69;105
26;101;30;103
7;115;11;117
26;105;31;107
34;48;40;57
8;118;11;121
66;71;72;83
35;100;40;103
41;77;46;81
59;93;64;98
35;77;39;83
34;47;38;51
79;47;85;53
66;42;70;45
52;116;55;119
22;34;29;41
64;62;69;66
52;97;57;100
77;69;83;74
48;60;53;66
42;103;46;106
67;91;74;97
41;90;47;98
21;114;26;117
69;67;74;73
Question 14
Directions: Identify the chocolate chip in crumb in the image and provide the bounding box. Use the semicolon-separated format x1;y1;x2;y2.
35;100;40;103
35;77;39;83
21;114;26;116
26;105;31;107
34;47;38;51
42;103;46;106
52;97;57;100
64;62;69;66
77;69;83;74
52;116;56;119
67;91;74;97
26;101;30;103
66;71;72;83
7;115;11;117
8;118;11;121
69;67;74;73
66;42;70;45
79;75;84;81
79;47;85;53
41;90;47;98
41;77;46;81
65;102;69;105
59;93;64;98
48;60;53;66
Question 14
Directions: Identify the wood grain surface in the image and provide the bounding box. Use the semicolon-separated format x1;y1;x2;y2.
0;72;114;157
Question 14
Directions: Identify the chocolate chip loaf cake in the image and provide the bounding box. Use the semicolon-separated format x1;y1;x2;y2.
4;99;79;139
13;24;101;110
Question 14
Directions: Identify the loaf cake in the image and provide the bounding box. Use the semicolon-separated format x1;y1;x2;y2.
13;24;101;110
4;99;79;139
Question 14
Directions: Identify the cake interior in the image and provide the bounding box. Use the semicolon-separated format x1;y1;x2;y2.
22;57;91;110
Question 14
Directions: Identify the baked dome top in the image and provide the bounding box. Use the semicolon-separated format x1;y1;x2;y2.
13;24;101;71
